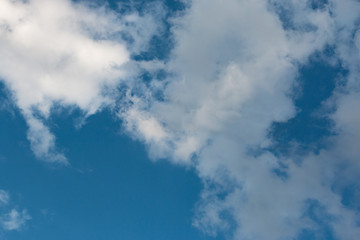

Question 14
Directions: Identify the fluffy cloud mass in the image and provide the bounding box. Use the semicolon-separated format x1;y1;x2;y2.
0;0;161;163
1;0;360;239
122;0;360;239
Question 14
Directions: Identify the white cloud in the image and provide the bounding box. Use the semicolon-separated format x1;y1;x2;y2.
1;0;360;239
0;209;31;231
121;0;360;239
0;0;163;163
0;190;30;231
0;191;9;206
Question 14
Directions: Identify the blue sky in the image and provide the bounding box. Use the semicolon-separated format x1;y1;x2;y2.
0;102;208;240
0;0;360;240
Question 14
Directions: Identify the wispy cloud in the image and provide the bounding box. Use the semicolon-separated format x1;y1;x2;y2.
0;190;30;231
0;191;9;206
0;209;31;231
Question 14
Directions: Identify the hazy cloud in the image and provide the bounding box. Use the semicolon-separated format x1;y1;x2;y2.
0;190;30;231
0;209;31;231
0;191;9;206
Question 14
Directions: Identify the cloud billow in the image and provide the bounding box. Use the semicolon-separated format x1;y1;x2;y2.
0;0;164;164
122;0;360;239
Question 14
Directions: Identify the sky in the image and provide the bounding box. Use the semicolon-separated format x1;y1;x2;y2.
0;0;360;240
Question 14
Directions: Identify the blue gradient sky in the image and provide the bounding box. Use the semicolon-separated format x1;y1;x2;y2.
0;0;360;240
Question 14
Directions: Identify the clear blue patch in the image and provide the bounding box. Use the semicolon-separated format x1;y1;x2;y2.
307;0;328;10
339;184;360;212
269;53;346;156
0;80;224;239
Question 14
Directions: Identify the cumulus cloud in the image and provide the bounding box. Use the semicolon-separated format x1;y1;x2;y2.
0;0;162;163
0;190;30;231
1;0;360;239
121;0;360;239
